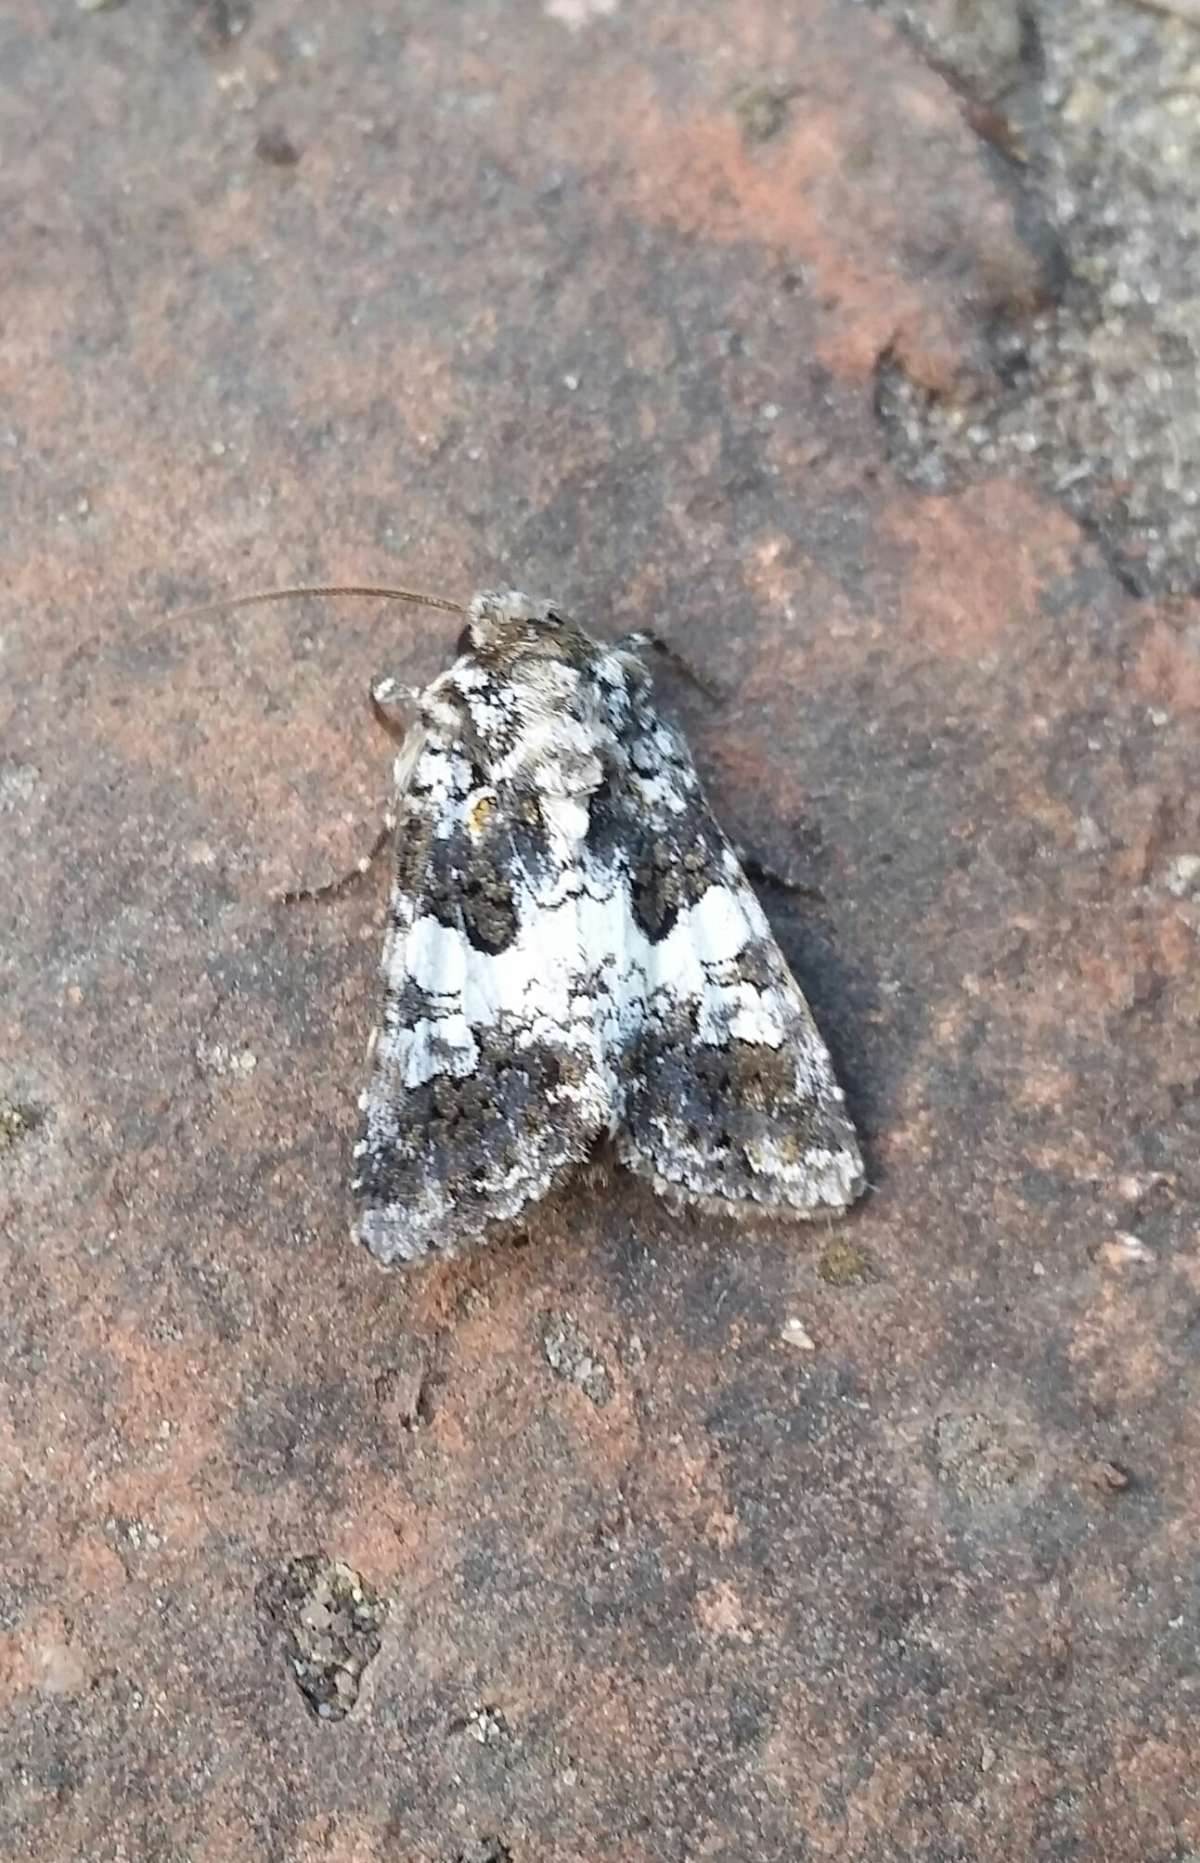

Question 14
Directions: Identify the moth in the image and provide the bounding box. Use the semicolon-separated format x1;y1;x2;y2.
348;587;864;1263
191;580;865;1261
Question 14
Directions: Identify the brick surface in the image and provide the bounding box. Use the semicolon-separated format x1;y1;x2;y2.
2;4;1199;1859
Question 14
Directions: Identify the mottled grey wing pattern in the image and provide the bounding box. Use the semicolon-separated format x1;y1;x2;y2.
352;732;615;1265
352;590;863;1264
602;689;865;1218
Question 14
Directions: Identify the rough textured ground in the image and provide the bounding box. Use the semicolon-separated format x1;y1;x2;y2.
3;3;1199;1859
867;0;1200;595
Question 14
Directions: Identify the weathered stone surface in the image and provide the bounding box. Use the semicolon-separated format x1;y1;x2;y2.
2;2;1199;1859
870;0;1200;595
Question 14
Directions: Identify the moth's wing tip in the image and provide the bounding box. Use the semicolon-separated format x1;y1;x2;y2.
619;1123;868;1221
815;1131;868;1210
798;1124;868;1215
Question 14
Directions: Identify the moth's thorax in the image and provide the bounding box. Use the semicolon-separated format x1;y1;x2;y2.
469;588;555;631
461;588;596;671
420;591;639;793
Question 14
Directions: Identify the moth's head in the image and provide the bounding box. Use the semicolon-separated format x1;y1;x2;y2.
457;589;571;661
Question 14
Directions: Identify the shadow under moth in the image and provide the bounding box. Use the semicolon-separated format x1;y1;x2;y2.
198;582;865;1262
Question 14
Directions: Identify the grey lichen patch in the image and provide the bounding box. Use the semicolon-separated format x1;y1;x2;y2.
619;1330;647;1371
1164;854;1200;899
733;83;792;145
818;1238;878;1286
104;1514;162;1569
0;762;41;807
469;1703;509;1746
541;1312;612;1406
451;1702;510;1747
0;1099;39;1154
194;1039;257;1078
932;1411;1037;1502
451;1843;513;1863
258;1555;387;1722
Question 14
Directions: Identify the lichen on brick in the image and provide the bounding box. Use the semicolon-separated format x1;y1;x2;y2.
257;1555;387;1722
0;1099;38;1153
818;1238;878;1286
540;1312;612;1406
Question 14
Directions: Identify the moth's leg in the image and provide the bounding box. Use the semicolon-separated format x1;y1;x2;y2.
613;629;721;702
279;674;413;905
280;813;397;906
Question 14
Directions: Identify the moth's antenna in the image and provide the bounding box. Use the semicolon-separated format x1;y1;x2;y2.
172;584;468;622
